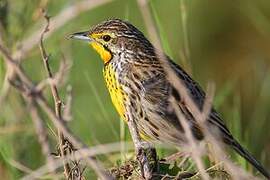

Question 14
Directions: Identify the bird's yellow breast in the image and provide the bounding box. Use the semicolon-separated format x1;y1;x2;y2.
103;64;151;140
103;64;127;121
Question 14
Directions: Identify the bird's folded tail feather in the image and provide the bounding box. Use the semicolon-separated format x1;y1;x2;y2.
231;139;270;179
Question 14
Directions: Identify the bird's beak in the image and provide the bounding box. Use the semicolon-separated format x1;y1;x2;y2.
69;31;92;42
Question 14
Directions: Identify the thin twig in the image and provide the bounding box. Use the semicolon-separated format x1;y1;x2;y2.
136;1;208;179
171;98;210;180
0;0;111;111
63;85;73;122
179;0;192;73
28;98;56;173
9;160;33;174
0;44;33;87
0;33;113;180
137;0;255;179
21;142;134;180
13;0;112;60
163;151;187;163
39;10;71;178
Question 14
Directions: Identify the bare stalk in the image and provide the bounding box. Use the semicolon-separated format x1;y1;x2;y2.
39;10;71;178
136;0;255;179
0;0;112;113
21;142;134;180
28;98;56;173
171;98;210;180
14;0;112;60
0;34;113;180
136;0;208;179
179;0;192;73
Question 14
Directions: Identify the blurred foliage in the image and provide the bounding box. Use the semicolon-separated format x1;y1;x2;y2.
0;0;270;179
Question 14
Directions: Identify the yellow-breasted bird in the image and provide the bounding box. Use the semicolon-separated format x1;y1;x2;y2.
70;19;269;178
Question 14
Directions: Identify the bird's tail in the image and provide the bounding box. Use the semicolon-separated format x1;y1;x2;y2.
231;139;270;179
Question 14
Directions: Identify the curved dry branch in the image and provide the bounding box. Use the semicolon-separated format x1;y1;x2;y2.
0;0;112;112
14;0;112;60
39;10;71;178
0;34;113;180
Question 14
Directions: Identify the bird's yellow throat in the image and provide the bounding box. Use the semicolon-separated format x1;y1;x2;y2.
90;42;112;63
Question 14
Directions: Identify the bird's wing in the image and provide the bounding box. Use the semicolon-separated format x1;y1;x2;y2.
169;60;234;141
137;59;270;178
138;58;233;142
169;60;270;178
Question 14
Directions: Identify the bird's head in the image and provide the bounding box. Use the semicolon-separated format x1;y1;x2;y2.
69;19;153;64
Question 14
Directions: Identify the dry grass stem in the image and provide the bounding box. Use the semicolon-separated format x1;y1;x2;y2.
0;15;113;180
179;0;192;73
21;142;134;180
171;98;210;180
63;85;73;122
137;0;257;179
39;10;71;178
13;0;113;60
137;0;209;179
28;99;56;172
0;0;111;114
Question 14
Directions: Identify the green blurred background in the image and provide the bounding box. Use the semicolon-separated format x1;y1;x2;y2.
0;0;270;179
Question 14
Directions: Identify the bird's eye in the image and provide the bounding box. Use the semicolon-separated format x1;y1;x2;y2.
102;35;111;42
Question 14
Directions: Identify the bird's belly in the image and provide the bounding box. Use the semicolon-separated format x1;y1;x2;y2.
103;65;127;121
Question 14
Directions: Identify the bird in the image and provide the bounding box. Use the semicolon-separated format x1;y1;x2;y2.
69;18;270;179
